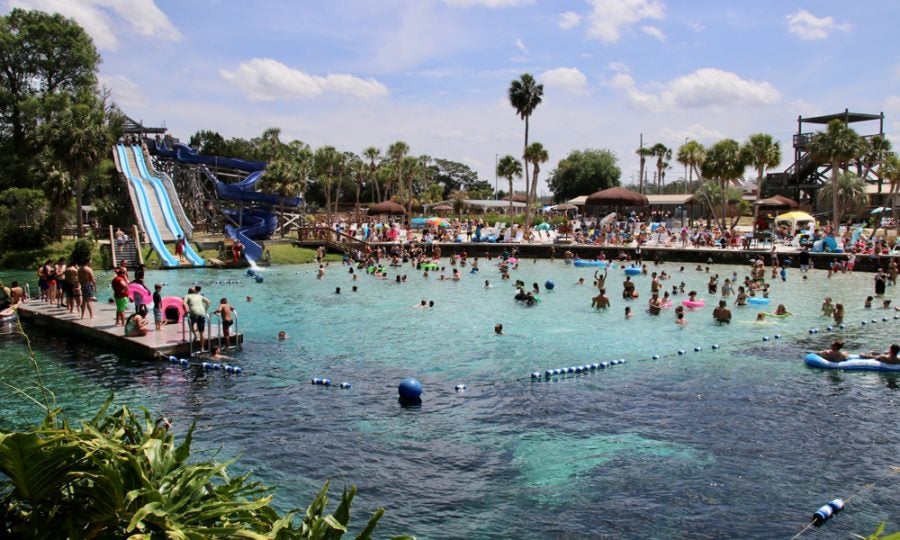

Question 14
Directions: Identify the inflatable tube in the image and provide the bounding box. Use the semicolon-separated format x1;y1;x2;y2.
128;282;152;305
747;297;770;305
681;299;705;308
624;267;642;276
507;257;519;265
573;259;609;268
660;302;673;308
804;353;900;372
763;312;791;318
161;296;186;323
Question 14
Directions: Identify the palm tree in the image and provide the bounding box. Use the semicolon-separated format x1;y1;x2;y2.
387;141;410;213
509;73;544;213
50;96;114;237
523;142;549;232
677;140;706;193
859;134;893;190
258;127;283;161
817;171;867;227
701;139;746;233
880;153;900;229
496;155;523;217
741;133;782;237
314;146;338;222
809;119;866;231
258;159;301;237
349;156;368;224
363;146;382;202
636;146;653;194
400;155;421;214
649;143;671;193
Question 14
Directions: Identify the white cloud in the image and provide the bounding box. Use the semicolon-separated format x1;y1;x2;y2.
585;0;665;44
9;0;180;50
443;0;533;7
558;11;582;30
219;58;388;101
786;9;850;41
612;67;780;112
540;67;588;94
658;124;725;145
99;74;149;108
641;25;665;42
514;38;528;54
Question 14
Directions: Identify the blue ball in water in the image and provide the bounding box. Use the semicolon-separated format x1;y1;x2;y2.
255;275;264;283
246;268;255;277
398;378;423;400
544;280;555;290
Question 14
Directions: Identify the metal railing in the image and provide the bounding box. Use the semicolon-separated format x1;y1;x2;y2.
181;310;241;357
296;226;371;255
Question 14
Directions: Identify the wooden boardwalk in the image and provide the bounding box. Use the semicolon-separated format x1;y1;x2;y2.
16;300;241;360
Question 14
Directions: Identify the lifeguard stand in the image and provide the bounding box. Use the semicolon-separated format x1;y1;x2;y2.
765;109;885;208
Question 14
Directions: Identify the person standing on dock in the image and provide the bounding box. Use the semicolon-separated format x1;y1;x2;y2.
183;286;211;352
112;269;130;327
78;259;96;319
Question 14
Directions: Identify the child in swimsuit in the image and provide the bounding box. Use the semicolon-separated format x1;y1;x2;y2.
213;297;236;349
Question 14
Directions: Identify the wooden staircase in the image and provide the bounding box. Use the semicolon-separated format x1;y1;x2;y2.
295;227;371;255
109;225;145;269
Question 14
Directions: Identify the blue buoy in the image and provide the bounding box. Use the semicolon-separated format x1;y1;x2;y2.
774;334;781;339
575;366;583;373
862;321;867;325
601;361;610;368
694;346;702;352
246;268;255;277
610;359;619;366
591;363;599;369
545;370;553;377
234;367;242;375
828;498;845;513
398;378;423;400
312;377;322;385
322;379;332;386
545;280;555;290
201;362;209;369
884;317;889;322
225;365;234;373
826;326;833;331
677;349;686;355
533;372;542;379
455;384;467;392
812;504;833;525
340;382;351;389
712;344;720;350
871;319;878;324
168;355;178;363
619;358;626;364
179;358;189;366
652;355;660;360
839;324;846;329
763;336;769;342
809;329;816;334
255;275;264;283
212;363;221;370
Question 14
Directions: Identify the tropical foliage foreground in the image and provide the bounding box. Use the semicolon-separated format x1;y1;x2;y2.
0;397;412;539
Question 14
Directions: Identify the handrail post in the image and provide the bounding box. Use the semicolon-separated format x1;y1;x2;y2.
132;223;144;266
109;225;118;269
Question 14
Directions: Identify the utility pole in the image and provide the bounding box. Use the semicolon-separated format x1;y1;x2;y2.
494;154;499;200
639;133;644;194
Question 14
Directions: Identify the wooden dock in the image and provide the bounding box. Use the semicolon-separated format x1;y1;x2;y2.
16;300;242;360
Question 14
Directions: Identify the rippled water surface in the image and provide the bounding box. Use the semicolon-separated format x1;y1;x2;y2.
2;258;900;538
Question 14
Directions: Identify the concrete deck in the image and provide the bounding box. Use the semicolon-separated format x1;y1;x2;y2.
16;300;241;360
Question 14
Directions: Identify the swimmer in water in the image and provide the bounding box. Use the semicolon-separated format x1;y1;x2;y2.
625;306;633;319
494;323;504;335
278;330;288;340
773;304;792;316
821;297;835;317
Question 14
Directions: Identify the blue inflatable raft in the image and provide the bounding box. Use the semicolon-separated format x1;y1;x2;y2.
573;259;609;268
804;353;900;372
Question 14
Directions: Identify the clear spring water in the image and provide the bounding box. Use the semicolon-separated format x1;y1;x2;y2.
2;259;900;539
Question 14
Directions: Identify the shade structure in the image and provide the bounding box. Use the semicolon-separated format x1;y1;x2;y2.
585;187;649;207
552;203;578;211
502;194;528;203
367;201;407;215
432;204;454;211
755;195;799;209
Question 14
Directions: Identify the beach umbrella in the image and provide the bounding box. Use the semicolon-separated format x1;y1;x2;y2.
755;195;799;209
554;203;578;210
432;204;454;213
367;201;406;215
585;187;649;207
502;194;528;203
426;217;450;227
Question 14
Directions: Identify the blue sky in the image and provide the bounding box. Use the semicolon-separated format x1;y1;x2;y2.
6;0;899;195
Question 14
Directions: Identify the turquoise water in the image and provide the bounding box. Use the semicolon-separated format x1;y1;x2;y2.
2;259;900;538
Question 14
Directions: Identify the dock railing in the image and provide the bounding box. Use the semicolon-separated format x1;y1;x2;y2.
296;226;371;256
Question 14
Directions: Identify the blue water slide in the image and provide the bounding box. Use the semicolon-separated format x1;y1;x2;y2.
129;146;204;266
148;140;266;172
116;145;179;267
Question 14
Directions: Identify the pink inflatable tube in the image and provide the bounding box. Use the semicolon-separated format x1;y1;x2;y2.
161;296;186;323
681;299;705;308
128;282;152;304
